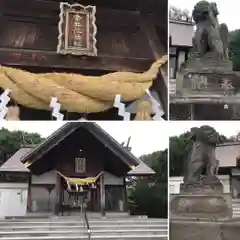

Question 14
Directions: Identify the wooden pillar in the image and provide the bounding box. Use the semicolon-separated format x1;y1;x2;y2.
27;174;32;212
230;175;233;198
55;173;61;215
190;104;194;120
100;174;105;216
123;178;128;212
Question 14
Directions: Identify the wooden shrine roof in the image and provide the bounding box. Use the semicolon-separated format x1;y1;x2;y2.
0;148;32;172
128;161;155;176
21;122;154;175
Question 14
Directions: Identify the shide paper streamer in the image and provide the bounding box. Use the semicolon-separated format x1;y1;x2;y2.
145;89;164;120
0;91;164;121
0;89;11;120
114;94;131;121
49;97;64;121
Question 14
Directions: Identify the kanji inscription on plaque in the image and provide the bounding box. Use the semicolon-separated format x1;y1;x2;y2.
57;2;97;56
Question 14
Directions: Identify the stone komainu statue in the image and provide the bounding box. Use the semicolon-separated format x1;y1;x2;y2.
192;1;229;59
183;125;222;186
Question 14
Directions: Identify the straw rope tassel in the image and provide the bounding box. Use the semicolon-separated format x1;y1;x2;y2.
0;56;167;113
56;171;104;185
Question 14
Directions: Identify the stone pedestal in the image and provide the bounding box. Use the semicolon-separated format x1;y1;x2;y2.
170;220;240;240
170;182;233;240
171;183;232;220
175;56;240;98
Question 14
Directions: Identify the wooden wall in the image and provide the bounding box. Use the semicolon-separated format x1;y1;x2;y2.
0;0;166;72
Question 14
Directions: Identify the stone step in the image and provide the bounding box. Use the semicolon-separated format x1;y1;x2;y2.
0;221;167;225
0;229;167;236
4;213;132;219
0;218;167;222
0;235;167;240
0;217;168;239
0;221;167;227
0;224;166;230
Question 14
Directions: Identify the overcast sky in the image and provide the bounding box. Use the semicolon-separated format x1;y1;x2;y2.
170;0;239;31
169;121;240;138
0;121;168;157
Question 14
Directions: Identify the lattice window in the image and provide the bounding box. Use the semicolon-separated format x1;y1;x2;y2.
75;158;86;173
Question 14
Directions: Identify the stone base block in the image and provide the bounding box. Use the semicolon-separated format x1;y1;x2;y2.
170;219;240;240
171;193;231;220
175;56;240;97
182;56;233;72
176;71;240;97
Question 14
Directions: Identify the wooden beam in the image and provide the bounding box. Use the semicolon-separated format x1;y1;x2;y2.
140;14;168;117
27;175;32;212
0;1;3;30
171;97;240;104
2;2;141;28
152;72;168;119
100;174;106;216
55;173;61;215
190;104;194;120
3;0;164;13
140;14;165;59
0;48;153;72
123;178;128;212
140;15;167;66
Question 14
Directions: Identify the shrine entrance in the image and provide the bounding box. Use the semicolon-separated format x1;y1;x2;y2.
58;172;102;214
0;0;168;121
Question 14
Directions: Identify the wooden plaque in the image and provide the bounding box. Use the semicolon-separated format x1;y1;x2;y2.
57;2;97;56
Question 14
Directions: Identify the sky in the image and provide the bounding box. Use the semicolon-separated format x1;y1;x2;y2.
0;121;169;157
168;121;240;138
170;0;239;31
1;121;240;156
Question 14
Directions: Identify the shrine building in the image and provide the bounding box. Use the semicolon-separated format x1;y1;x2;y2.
0;122;154;217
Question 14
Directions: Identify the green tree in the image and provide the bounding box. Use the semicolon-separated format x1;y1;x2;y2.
230;29;240;70
128;149;167;218
0;128;44;165
169;132;191;177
